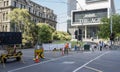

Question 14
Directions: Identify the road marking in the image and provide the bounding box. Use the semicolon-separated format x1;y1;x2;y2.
72;51;109;72
84;66;103;72
84;52;92;53
8;55;70;72
62;61;75;64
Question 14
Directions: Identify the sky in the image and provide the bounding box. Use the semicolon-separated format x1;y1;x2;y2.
32;0;120;32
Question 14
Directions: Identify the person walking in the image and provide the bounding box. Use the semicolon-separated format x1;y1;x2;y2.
99;41;102;51
77;42;80;51
64;43;69;55
74;44;77;51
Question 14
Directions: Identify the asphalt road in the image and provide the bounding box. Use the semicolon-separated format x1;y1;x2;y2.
0;49;120;72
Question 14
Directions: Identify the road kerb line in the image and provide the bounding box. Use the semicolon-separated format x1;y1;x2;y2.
72;51;109;72
84;66;103;72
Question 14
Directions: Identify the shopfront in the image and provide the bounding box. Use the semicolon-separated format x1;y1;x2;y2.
71;8;108;39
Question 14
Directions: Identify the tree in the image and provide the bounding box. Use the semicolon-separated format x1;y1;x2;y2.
37;23;55;43
53;31;71;41
98;17;110;39
8;8;31;32
98;14;120;39
8;8;37;46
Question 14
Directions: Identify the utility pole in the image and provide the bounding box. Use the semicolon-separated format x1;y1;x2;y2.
77;26;79;42
110;7;113;46
110;8;112;34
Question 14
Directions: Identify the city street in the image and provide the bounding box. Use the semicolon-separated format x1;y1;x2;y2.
0;48;120;72
0;0;120;72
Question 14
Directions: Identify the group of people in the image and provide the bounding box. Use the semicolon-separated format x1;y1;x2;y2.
63;41;107;55
92;41;107;51
74;41;107;52
98;41;104;51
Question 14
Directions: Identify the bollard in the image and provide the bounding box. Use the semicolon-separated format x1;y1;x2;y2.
61;48;64;56
35;53;40;63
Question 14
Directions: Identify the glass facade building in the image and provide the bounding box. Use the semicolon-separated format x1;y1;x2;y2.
67;0;115;41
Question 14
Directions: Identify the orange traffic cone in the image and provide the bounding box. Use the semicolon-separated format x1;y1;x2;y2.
35;54;40;63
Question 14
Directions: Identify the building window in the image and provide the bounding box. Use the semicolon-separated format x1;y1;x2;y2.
14;1;16;7
35;11;37;15
39;12;41;16
3;13;5;21
5;25;7;32
33;10;34;14
4;1;5;6
29;7;31;12
23;5;25;8
39;20;41;23
2;25;4;32
6;1;9;6
0;25;1;32
35;19;36;22
20;4;22;9
6;12;8;20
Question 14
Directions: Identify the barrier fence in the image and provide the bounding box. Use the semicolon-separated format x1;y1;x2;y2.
43;43;71;50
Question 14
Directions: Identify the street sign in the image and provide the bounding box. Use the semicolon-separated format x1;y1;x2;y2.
0;32;22;45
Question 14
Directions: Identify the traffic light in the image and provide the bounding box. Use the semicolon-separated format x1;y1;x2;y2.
110;33;115;41
74;29;82;40
74;30;78;36
78;34;82;41
74;30;78;39
79;29;82;34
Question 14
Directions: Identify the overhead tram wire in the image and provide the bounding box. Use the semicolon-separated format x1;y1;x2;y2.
33;0;68;16
33;0;77;17
33;0;68;25
57;19;68;24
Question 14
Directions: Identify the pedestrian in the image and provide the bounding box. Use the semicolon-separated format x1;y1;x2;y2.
102;41;104;49
76;42;80;52
74;44;77;51
99;41;102;51
64;43;69;54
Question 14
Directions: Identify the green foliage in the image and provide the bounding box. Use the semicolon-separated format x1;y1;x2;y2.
8;8;31;32
8;8;72;47
8;8;37;46
53;31;71;41
37;23;55;43
98;17;110;39
98;14;120;39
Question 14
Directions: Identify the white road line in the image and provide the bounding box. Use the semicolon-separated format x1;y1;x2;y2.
8;55;69;72
84;66;103;72
72;51;109;72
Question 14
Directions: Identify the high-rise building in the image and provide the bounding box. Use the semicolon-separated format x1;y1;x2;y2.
67;0;115;41
0;0;57;32
67;0;77;17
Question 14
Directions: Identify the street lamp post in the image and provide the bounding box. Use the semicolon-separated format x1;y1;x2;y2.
110;8;113;34
110;8;113;46
77;26;79;42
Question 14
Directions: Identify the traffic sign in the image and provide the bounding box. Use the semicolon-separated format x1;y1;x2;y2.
0;32;22;45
